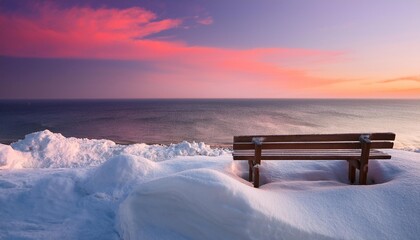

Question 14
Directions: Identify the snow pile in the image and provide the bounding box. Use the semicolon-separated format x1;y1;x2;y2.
121;141;227;162
0;131;420;240
0;144;31;169
0;130;228;169
10;130;117;168
118;168;326;240
118;151;420;240
83;154;161;198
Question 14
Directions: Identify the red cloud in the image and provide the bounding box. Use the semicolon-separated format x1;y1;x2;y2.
0;4;347;98
0;5;182;58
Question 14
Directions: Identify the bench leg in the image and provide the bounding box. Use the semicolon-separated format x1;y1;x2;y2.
348;162;356;184
248;160;253;182
359;164;368;185
359;135;371;185
253;165;260;188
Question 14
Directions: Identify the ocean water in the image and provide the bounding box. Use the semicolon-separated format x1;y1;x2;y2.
0;99;419;150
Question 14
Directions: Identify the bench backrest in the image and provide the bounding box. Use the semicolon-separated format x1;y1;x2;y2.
233;133;395;150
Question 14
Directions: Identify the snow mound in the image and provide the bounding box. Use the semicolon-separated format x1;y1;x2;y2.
2;130;419;239
11;130;117;168
117;169;330;240
117;152;420;240
121;141;227;162
1;130;229;169
1;147;420;239
83;154;161;198
0;144;32;169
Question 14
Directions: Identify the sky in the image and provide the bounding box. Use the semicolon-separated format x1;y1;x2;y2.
0;0;420;99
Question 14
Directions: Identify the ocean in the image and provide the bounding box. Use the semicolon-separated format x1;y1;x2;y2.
0;99;419;150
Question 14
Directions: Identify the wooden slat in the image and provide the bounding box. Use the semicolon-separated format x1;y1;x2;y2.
233;152;389;157
233;154;391;161
234;149;385;153
233;150;387;156
234;132;395;143
233;148;391;160
233;154;391;159
233;132;395;188
233;141;393;150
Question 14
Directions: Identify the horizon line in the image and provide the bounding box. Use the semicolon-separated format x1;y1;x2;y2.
0;97;419;101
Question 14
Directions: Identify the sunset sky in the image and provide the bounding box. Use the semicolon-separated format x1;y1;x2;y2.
1;0;419;99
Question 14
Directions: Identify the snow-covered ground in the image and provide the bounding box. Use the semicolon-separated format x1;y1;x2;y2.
0;130;419;239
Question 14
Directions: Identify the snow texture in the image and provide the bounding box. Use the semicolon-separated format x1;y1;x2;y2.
3;130;226;169
0;130;420;240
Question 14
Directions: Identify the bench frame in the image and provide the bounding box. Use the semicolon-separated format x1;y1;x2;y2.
233;133;395;188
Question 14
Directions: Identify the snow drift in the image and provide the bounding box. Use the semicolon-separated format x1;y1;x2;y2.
1;130;228;169
118;168;332;240
0;130;420;240
118;151;420;240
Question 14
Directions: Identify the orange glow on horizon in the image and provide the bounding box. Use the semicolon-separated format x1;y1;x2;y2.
0;4;419;98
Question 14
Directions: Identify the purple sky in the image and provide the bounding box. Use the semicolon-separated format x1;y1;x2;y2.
1;0;420;98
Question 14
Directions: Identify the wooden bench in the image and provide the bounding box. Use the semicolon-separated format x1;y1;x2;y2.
233;133;395;188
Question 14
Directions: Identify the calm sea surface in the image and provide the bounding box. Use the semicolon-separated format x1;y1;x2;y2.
0;99;419;150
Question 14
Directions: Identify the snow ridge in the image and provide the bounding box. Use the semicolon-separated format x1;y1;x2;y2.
0;130;229;169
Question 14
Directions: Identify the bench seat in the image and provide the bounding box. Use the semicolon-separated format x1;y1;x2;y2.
233;133;395;188
233;149;391;160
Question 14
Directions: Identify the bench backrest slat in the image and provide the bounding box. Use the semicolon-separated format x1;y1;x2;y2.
233;141;394;150
233;132;395;143
233;132;395;187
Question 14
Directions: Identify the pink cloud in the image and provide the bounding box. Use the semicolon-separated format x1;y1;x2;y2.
197;16;213;25
379;75;420;83
0;4;347;98
0;5;182;58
